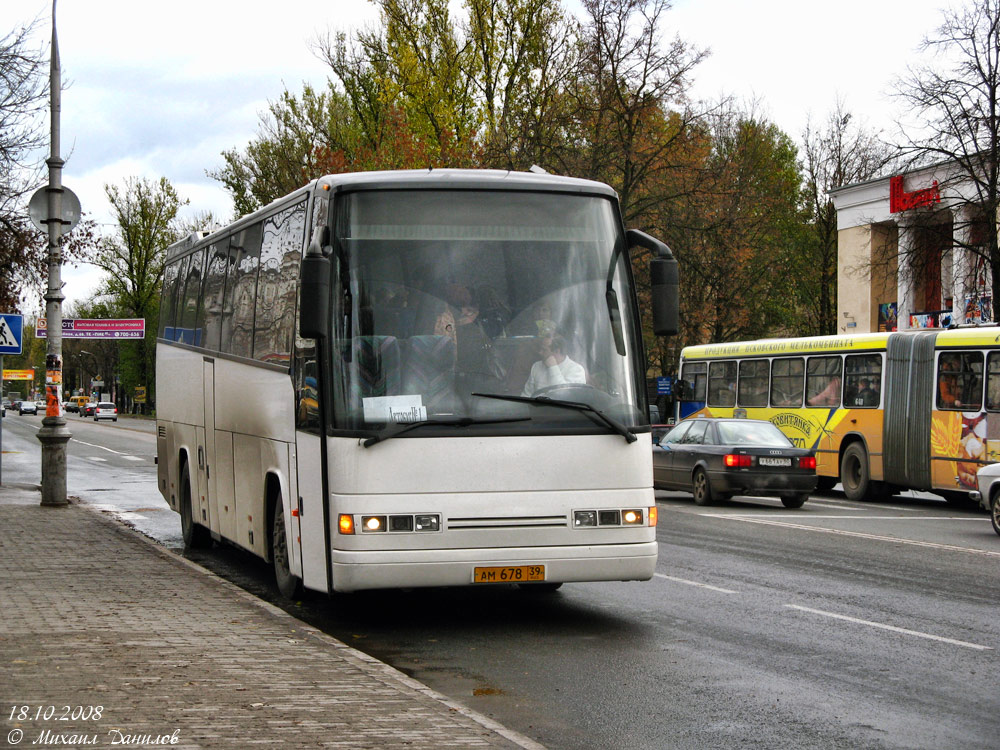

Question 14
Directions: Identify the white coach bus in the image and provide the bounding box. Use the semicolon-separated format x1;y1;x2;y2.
155;169;678;598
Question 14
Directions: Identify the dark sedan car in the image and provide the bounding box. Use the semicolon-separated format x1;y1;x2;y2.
653;417;817;508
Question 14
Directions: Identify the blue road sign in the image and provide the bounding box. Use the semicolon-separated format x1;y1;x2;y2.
0;314;23;355
656;376;673;395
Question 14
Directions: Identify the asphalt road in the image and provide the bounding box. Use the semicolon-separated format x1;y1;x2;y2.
4;414;997;749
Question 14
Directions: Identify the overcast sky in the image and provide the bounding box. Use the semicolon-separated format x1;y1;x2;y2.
13;0;950;308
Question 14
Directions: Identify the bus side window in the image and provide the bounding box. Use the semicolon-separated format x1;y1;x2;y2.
737;359;768;407
707;361;736;407
844;354;881;409
806;355;843;406
987;352;1000;411
937;351;983;410
255;200;307;364
770;358;804;407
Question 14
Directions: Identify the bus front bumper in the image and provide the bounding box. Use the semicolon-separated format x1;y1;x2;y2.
328;541;658;593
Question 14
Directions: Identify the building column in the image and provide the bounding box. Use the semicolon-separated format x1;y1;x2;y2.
951;206;971;325
896;220;916;330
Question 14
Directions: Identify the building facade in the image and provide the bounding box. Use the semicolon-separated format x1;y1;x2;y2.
831;163;993;333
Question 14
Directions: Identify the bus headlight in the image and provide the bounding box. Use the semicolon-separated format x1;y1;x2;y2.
622;509;643;525
574;510;598;527
361;515;386;532
414;514;440;531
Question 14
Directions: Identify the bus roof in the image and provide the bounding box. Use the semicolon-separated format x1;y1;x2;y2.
682;332;892;359
682;325;1000;360
162;169;619;263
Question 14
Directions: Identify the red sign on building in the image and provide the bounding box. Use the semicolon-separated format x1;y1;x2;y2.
889;175;941;213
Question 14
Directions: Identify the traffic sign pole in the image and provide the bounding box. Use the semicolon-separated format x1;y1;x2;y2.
36;3;71;508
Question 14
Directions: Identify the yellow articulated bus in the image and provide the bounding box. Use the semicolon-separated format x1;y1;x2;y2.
676;328;1000;506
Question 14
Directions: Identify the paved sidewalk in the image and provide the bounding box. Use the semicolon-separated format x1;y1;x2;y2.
0;483;541;750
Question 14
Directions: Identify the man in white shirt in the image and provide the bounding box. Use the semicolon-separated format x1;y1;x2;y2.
522;335;586;396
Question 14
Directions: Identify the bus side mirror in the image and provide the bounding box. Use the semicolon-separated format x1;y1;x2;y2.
300;230;332;340
626;229;679;336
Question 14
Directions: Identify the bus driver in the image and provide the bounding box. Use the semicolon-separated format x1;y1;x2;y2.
522;334;586;397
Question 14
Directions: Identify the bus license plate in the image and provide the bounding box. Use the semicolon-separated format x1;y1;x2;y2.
473;565;545;583
759;457;791;467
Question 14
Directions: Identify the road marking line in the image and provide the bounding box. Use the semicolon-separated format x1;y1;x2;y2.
654;573;738;594
123;455;145;461
87;456;108;462
807;499;925;512
705;515;1000;558
785;605;993;651
703;514;985;521
72;437;129;456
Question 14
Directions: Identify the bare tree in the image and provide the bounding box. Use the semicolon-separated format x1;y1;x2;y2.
894;0;1000;312
801;100;897;335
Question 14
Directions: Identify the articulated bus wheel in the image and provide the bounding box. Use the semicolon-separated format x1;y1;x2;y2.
840;443;870;502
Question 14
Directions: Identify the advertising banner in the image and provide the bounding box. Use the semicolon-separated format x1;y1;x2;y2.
2;369;35;380
36;318;145;339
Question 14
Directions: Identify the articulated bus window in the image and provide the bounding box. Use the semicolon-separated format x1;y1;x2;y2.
938;351;983;411
707;361;736;407
738;359;768;407
680;362;707;401
987;352;1000;410
806;356;843;407
844;354;881;408
770;358;804;407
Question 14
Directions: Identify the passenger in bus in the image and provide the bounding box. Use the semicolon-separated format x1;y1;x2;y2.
807;375;841;406
522;334;586;396
938;361;962;407
854;378;878;407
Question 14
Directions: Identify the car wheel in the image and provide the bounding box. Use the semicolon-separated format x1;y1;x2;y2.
780;493;809;509
991;492;1000;537
272;501;302;599
180;462;211;550
692;467;715;506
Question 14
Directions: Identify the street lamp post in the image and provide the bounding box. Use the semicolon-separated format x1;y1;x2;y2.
36;0;70;507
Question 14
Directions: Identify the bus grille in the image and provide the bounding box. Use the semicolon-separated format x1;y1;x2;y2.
447;514;568;530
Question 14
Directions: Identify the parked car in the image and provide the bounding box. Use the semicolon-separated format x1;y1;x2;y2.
80;402;97;417
653;417;817;508
974;464;1000;537
93;402;118;422
18;400;37;415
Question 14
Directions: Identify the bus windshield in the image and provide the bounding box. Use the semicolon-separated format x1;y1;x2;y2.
328;189;646;434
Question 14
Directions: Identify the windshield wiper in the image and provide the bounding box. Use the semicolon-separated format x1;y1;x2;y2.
362;416;531;448
471;393;637;443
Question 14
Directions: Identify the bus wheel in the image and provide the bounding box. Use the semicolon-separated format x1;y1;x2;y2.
518;582;563;592
180;462;210;550
692;468;715;506
780;493;808;509
272;502;303;599
840;443;871;502
991;493;1000;537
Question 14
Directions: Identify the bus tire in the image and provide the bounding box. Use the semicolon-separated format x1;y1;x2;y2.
692;467;715;506
272;501;303;599
780;493;809;509
180;461;210;550
518;582;563;592
840;443;871;502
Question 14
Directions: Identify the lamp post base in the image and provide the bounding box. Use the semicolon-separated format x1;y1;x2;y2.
38;417;71;506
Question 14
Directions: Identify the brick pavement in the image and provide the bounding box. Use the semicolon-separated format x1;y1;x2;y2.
0;484;542;750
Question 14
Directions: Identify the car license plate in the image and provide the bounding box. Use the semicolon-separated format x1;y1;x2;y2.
759;457;791;467
473;565;545;583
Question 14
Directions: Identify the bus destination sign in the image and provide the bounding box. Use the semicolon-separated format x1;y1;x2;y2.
36;318;145;339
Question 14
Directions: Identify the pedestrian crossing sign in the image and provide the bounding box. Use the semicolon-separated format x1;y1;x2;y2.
0;314;24;355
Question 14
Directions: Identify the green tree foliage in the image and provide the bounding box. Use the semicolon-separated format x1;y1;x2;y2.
90;176;186;410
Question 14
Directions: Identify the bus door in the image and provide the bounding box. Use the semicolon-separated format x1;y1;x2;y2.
200;359;217;533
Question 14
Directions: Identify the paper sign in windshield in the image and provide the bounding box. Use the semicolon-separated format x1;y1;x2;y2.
363;395;427;423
